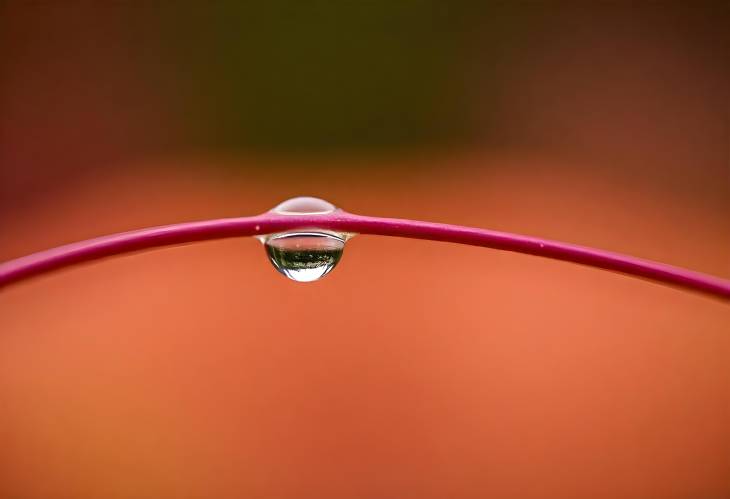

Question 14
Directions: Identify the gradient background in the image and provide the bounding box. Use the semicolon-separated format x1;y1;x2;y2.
1;2;729;498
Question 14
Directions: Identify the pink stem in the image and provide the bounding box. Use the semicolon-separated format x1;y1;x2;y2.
1;211;728;300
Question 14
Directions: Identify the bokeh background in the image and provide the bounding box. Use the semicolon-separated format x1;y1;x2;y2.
1;2;729;498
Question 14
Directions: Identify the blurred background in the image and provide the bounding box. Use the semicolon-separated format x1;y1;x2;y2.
1;2;729;498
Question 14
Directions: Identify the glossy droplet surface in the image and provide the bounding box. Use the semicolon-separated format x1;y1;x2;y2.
265;231;344;282
271;196;337;215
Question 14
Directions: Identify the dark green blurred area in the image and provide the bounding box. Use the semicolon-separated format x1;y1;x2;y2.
2;1;726;211
152;1;519;153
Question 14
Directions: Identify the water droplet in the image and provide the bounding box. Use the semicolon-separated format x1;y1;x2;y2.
261;197;351;282
265;231;344;282
271;196;337;215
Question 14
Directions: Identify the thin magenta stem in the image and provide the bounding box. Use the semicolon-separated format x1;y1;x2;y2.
1;211;728;300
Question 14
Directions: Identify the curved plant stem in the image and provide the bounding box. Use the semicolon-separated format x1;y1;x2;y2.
1;211;728;300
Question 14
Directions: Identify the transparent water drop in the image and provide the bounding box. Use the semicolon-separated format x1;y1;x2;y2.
265;231;345;282
261;197;350;282
271;196;337;215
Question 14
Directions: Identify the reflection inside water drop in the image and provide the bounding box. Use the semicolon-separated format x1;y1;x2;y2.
265;231;344;282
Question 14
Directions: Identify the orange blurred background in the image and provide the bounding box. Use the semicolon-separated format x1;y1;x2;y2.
1;3;729;498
